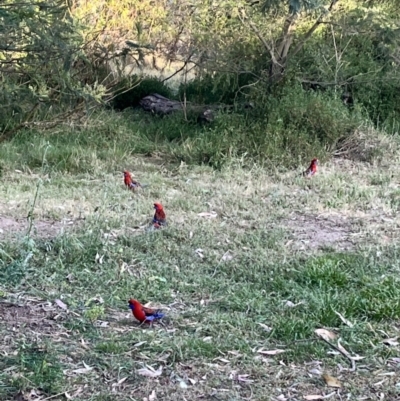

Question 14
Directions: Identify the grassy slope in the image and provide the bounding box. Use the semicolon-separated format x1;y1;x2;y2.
1;118;400;400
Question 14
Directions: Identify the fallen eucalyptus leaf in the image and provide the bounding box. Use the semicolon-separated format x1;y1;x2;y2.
383;337;399;347
334;310;354;327
55;299;68;310
137;366;162;378
284;300;304;308
257;348;285;355
257;323;272;332
221;251;234;262
322;373;342;388
237;374;254;383
197;211;218;218
315;328;337;342
178;380;188;389
195;248;204;258
72;363;93;374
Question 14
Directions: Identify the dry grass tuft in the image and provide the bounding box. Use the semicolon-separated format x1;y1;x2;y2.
333;125;400;163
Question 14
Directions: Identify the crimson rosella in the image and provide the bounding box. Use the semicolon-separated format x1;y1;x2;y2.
128;299;165;323
123;170;142;190
303;158;318;177
153;202;167;228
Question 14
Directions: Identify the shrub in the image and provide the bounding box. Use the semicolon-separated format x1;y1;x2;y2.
178;72;254;105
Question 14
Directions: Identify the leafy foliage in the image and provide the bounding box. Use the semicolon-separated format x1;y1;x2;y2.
0;0;98;136
178;72;256;105
1;0;400;161
294;1;400;129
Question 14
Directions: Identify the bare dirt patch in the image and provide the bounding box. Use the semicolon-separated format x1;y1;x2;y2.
0;299;66;338
283;213;358;251
0;215;77;240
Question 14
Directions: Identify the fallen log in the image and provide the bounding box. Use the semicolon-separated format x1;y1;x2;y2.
139;93;183;115
139;93;237;124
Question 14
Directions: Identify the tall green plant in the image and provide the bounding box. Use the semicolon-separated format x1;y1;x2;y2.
0;0;103;139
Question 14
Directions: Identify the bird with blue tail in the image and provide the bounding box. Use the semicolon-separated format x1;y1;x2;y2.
153;202;167;228
128;299;165;325
123;170;150;191
146;202;167;231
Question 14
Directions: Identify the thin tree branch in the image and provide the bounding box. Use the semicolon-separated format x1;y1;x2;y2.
297;70;399;87
291;0;340;59
161;51;196;84
277;16;298;59
238;9;283;68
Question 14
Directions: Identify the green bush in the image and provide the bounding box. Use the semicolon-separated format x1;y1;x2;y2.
292;12;400;131
0;0;91;136
178;72;254;105
355;78;400;131
171;84;360;168
112;76;174;110
265;85;359;148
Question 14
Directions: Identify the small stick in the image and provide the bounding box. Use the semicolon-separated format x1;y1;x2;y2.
318;337;356;372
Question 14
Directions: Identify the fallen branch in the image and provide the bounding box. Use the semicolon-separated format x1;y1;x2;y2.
318;336;356;372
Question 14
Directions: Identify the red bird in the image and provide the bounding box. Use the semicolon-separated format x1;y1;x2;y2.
303;158;319;177
123;170;142;190
128;299;165;323
153;202;167;228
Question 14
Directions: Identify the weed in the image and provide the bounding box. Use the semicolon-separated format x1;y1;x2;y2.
85;305;106;323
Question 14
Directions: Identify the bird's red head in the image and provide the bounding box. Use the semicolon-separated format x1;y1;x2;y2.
124;171;131;177
154;203;164;211
128;298;140;310
311;158;318;165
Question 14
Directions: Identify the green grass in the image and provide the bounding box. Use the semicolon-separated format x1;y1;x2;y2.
1;114;400;400
1;342;64;395
0;86;365;173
